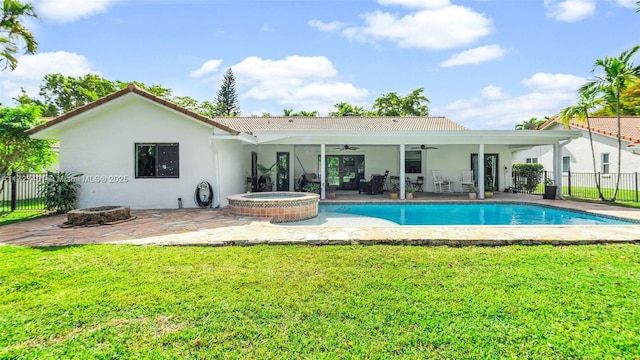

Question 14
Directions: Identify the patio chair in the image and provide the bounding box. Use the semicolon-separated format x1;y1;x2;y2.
413;176;424;192
358;174;385;195
432;170;451;193
460;170;474;192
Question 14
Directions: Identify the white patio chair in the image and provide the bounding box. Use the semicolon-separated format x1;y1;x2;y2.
460;170;474;192
432;170;448;192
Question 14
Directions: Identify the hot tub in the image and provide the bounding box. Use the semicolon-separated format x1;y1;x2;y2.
227;192;319;223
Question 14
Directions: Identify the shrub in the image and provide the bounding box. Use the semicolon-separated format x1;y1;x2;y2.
512;163;543;192
40;171;82;213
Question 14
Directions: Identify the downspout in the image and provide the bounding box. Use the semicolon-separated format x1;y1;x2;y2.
208;138;222;208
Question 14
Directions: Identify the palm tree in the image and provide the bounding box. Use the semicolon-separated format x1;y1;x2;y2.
559;86;605;200
581;45;640;201
0;0;38;71
329;102;368;117
514;117;547;130
297;110;318;117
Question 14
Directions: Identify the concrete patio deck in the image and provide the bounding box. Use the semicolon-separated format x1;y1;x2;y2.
1;192;639;247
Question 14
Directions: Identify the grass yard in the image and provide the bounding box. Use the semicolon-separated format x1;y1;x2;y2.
0;210;48;226
1;245;639;359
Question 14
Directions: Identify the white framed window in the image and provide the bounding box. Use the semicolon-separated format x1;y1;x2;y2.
562;156;570;172
526;158;538;164
135;143;179;178
405;150;422;174
601;153;610;174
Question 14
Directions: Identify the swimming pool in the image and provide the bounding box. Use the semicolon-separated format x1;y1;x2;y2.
319;203;637;226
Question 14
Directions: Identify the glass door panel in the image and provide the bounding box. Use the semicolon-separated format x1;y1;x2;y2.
276;152;289;191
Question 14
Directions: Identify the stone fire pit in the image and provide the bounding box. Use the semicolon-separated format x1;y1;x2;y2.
66;206;132;226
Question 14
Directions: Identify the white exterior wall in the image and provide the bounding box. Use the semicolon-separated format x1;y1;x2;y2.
59;95;242;209
255;144;295;191
513;127;640;174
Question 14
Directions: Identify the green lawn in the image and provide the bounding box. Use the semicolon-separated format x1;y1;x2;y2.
1;245;638;359
0;210;48;226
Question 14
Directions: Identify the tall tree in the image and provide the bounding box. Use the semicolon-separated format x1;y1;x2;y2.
0;105;55;175
559;86;605;200
38;74;118;116
372;88;429;116
0;0;37;71
514;117;547;130
215;67;240;116
581;45;640;201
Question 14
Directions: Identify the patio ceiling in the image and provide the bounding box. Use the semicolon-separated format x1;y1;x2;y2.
253;129;582;146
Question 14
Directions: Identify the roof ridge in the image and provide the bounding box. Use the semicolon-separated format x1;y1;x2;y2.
26;84;241;136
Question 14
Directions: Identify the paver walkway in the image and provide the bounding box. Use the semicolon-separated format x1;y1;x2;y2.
1;193;640;247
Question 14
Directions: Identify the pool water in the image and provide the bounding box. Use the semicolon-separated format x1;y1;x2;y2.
319;203;636;226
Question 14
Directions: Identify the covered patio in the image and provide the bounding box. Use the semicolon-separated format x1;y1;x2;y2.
247;134;581;201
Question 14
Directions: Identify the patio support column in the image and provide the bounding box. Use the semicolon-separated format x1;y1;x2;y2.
400;144;406;199
478;143;485;199
320;143;326;200
553;142;562;199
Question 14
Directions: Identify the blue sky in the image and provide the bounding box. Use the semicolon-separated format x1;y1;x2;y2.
0;0;638;129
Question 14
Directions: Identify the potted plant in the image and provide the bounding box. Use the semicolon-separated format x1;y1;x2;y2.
465;184;478;200
405;185;416;200
327;185;337;199
389;183;399;199
543;177;557;199
484;175;494;199
257;163;276;192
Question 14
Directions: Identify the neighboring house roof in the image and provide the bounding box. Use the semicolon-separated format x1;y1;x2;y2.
25;84;241;136
546;117;640;147
214;116;467;133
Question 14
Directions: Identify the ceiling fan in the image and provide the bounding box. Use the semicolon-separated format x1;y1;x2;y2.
409;145;438;150
333;144;360;151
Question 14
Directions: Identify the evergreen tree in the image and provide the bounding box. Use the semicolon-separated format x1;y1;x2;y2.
215;67;240;116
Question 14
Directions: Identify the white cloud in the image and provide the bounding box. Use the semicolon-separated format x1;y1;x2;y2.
0;51;98;105
313;2;493;50
481;86;508;100
440;45;508;67
35;0;117;22
544;0;596;22
342;6;493;50
377;0;451;9
442;72;586;129
522;72;586;92
189;59;224;78
614;0;636;8
308;19;348;32
231;55;368;114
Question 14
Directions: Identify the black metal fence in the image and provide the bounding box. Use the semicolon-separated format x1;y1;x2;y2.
513;170;640;202
0;172;48;213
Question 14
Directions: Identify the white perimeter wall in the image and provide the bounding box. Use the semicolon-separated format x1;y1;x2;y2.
59;95;243;209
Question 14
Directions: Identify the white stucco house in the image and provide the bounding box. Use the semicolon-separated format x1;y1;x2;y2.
27;85;581;209
513;117;640;179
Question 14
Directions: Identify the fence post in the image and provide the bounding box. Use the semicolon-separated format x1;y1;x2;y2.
10;171;17;211
567;171;572;196
636;171;638;202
